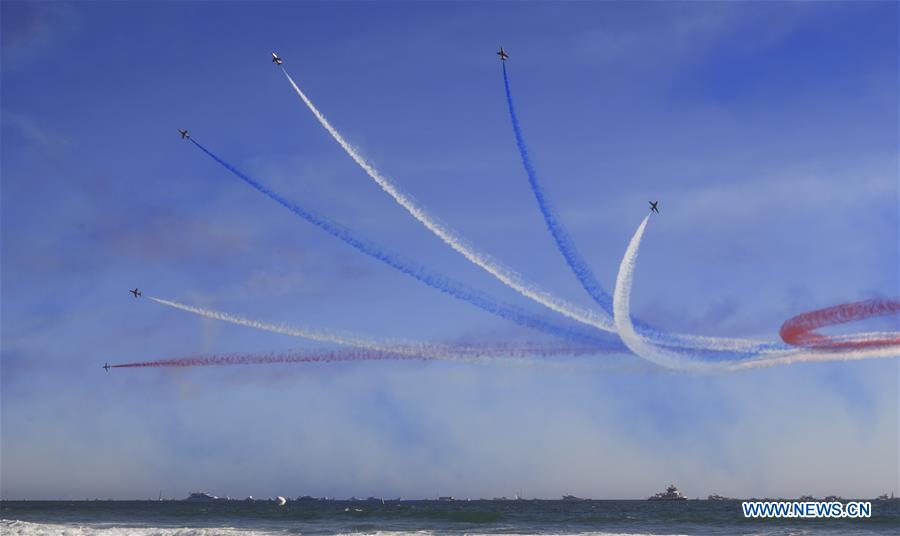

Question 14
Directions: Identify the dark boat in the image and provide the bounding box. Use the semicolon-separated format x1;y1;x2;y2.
648;484;687;501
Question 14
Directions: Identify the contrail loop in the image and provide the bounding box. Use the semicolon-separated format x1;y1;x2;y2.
612;216;900;371
780;298;900;350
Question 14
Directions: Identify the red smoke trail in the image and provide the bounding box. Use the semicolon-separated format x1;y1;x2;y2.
779;298;900;350
109;344;612;369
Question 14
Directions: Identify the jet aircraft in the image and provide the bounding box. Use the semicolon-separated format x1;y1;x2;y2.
272;52;283;65
178;129;189;139
649;201;659;214
497;47;509;61
103;363;111;372
130;288;142;298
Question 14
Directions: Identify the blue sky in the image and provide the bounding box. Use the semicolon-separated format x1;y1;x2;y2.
1;1;898;500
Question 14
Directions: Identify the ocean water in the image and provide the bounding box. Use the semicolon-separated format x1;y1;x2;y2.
2;499;898;535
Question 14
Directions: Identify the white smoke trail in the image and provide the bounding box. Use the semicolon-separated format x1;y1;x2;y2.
279;68;615;332
147;296;610;363
279;68;776;354
613;216;708;370
150;296;440;357
613;217;900;371
723;345;900;370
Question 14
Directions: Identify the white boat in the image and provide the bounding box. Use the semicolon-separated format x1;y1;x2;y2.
182;492;226;502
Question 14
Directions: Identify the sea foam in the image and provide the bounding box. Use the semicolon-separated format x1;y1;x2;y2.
2;519;686;536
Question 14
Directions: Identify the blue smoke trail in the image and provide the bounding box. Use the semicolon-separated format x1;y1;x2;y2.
501;62;613;313
188;138;621;349
500;64;779;358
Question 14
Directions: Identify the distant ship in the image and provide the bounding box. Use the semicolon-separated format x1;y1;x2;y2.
707;494;733;501
562;494;586;501
182;492;226;502
648;484;687;501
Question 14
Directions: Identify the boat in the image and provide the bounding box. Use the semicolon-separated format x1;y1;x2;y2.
707;494;733;501
182;492;226;502
562;494;586;501
648;484;687;501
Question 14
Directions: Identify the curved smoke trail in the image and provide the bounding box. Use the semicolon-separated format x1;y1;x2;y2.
148;296;431;356
613;216;900;370
148;296;621;359
501;62;613;312
613;216;706;370
501;64;769;355
188;138;616;348
278;66;764;353
780;298;900;350
278;66;615;332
